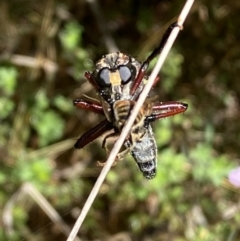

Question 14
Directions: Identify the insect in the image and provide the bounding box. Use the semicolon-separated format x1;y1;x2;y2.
129;125;157;179
73;23;188;179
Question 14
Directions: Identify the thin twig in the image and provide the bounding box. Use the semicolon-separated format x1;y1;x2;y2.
0;53;58;74
23;183;82;240
27;139;75;159
2;183;82;241
67;0;195;240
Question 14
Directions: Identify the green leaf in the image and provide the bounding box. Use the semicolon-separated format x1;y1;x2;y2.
0;96;14;118
161;50;184;92
59;21;83;51
31;110;64;146
154;119;172;147
15;158;52;187
0;66;17;96
190;143;234;185
53;94;74;113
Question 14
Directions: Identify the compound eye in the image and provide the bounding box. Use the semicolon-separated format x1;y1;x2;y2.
98;68;111;87
119;66;131;84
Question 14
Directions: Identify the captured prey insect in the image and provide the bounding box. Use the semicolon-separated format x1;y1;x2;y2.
73;22;188;179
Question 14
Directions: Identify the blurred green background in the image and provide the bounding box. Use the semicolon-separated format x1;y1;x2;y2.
1;0;240;240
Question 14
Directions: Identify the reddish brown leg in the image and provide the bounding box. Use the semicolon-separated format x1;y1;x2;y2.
101;132;119;152
73;98;104;115
147;101;188;122
130;22;180;95
85;71;99;91
153;101;188;112
130;62;148;95
97;132;119;166
74;119;113;149
152;76;160;87
98;132;129;166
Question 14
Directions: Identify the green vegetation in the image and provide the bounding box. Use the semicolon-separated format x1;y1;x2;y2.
0;0;239;240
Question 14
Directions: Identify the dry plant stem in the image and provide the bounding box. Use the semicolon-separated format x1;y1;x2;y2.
2;183;82;241
0;53;58;74
21;183;82;240
28;139;75;159
67;0;195;240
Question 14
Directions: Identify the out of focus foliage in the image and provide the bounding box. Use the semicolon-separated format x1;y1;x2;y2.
0;0;240;240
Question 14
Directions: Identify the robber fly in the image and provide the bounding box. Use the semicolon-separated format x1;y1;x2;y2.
73;22;188;179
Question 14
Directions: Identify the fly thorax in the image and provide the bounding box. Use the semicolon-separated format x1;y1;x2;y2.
121;81;132;100
112;85;122;101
